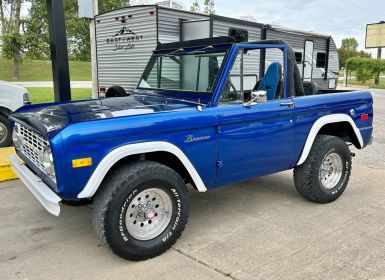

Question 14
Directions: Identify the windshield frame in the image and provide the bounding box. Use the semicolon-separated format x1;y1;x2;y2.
136;45;231;96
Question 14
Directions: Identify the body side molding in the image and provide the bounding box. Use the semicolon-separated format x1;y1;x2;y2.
77;141;207;198
296;113;363;166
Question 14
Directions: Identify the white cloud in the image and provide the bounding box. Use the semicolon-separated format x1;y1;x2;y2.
179;0;385;56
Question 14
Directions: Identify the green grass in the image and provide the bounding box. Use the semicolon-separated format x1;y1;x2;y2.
338;70;385;89
0;59;91;81
27;88;92;104
338;77;385;89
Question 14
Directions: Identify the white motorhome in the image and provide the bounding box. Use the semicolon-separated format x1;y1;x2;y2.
95;5;339;96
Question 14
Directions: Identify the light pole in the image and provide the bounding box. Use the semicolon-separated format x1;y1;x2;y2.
46;0;71;102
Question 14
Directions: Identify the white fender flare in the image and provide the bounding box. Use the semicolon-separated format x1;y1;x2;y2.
296;114;363;166
77;141;207;198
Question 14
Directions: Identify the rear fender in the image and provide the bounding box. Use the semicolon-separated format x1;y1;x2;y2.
296;114;363;165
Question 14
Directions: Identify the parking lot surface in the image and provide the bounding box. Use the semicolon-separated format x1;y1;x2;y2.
1;88;384;280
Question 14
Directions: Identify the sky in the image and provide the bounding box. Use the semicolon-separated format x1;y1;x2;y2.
19;0;385;57
178;0;385;57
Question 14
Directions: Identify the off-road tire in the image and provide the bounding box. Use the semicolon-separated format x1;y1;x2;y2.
294;135;352;203
92;160;189;261
0;114;12;147
105;86;127;97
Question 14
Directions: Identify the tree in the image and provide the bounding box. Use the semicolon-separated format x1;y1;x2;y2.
337;48;349;69
337;37;371;69
203;0;215;14
346;57;385;85
0;0;23;79
369;58;385;85
64;0;90;61
358;50;371;58
190;0;201;12
23;0;50;60
337;37;359;68
99;0;130;13
0;0;5;34
341;37;358;52
346;57;372;84
23;0;130;61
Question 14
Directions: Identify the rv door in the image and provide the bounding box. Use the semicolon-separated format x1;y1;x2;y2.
303;40;314;82
181;19;211;41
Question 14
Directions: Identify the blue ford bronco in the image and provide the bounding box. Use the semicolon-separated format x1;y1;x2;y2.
10;38;373;260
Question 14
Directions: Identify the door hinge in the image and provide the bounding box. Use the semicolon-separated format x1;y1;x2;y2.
216;126;222;134
216;160;223;168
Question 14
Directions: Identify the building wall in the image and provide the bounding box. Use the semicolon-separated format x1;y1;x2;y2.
95;6;158;92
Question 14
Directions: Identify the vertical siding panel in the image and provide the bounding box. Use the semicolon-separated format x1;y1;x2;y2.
213;20;262;77
158;8;208;43
95;6;339;92
95;6;158;92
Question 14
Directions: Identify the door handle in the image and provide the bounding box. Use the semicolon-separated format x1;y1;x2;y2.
280;101;294;107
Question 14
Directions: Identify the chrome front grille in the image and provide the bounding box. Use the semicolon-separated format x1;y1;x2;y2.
18;124;49;173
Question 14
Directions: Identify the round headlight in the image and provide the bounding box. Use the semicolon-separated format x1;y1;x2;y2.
12;129;18;147
41;146;55;176
12;124;21;147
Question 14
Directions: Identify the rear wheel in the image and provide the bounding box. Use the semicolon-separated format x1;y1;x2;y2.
92;161;189;261
294;135;352;203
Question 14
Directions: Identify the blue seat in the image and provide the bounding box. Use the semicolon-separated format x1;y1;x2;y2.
258;62;282;100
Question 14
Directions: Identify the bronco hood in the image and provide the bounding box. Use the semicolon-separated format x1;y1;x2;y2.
10;95;198;136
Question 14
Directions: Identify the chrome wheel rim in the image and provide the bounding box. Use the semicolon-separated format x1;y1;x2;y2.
125;188;173;241
0;123;7;142
319;152;343;189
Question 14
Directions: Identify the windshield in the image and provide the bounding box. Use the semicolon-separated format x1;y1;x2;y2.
138;51;226;93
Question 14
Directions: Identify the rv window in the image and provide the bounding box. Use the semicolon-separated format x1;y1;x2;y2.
228;28;248;43
316;52;326;68
295;52;302;64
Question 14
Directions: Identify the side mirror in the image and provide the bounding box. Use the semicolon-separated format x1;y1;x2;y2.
243;90;267;106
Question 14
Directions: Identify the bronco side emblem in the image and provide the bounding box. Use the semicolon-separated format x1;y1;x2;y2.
184;135;211;143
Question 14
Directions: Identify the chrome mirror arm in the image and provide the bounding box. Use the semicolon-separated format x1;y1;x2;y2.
243;90;267;107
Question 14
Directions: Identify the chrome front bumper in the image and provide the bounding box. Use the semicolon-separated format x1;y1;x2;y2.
10;155;61;216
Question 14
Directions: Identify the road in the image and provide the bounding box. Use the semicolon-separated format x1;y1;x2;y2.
0;88;384;280
9;81;92;88
350;89;385;169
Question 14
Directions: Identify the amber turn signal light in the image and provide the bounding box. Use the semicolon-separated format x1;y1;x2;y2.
72;158;92;168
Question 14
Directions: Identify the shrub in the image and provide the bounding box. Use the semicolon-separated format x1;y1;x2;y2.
346;57;385;84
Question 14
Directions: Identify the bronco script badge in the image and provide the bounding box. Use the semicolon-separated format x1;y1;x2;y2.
184;135;211;143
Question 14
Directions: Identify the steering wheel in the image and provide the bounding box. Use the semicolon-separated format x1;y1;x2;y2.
230;81;237;94
220;79;240;102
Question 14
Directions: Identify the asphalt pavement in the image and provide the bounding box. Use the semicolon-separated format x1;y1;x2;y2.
0;88;384;280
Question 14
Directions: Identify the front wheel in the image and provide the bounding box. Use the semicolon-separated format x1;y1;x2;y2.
0;114;12;147
294;135;352;203
92;161;189;261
